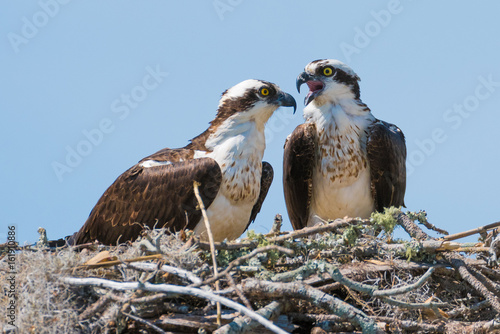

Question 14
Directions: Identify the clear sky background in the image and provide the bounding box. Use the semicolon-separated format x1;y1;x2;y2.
2;1;500;244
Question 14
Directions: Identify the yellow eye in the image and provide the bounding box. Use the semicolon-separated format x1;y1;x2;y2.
323;67;333;76
260;87;270;96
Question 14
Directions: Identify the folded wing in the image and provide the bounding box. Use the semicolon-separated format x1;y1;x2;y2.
72;157;222;245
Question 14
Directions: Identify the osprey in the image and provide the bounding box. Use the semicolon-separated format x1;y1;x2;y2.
71;79;296;245
283;59;406;229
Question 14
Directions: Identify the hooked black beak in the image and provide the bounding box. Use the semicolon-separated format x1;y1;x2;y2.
276;91;297;114
296;71;324;106
296;71;312;94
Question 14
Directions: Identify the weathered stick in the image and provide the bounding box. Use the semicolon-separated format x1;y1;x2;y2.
396;212;432;240
445;253;500;314
197;217;368;250
225;273;253;310
213;301;284;334
125;262;202;285
193;181;222;325
373;267;435;297
443;221;500;241
122;311;167;334
271;261;322;283
194;245;294;287
240;279;382;334
78;292;112;320
62;277;288;334
327;265;445;310
418;220;449;236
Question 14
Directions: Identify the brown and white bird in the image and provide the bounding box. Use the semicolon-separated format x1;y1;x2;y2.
71;79;296;245
283;59;406;230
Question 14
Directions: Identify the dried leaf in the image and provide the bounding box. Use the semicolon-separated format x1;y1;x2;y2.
84;251;116;265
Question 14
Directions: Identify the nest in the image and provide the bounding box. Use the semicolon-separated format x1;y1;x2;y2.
2;208;500;334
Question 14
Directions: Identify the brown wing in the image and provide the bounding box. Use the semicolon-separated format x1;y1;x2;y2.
245;161;274;231
71;157;221;245
366;120;406;211
283;123;317;230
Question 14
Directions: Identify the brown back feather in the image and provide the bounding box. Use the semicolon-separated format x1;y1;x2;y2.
72;157;221;245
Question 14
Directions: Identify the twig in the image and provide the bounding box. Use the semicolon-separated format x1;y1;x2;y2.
36;227;49;248
372;316;446;332
379;295;448;310
214;301;285;334
109;292;168;304
240;279;382;334
443;221;500;241
62;277;288;334
225;273;253;310
268;214;283;235
375;316;500;332
418;220;449;236
445;253;500;314
197;217;368;250
446;300;490;318
125;262;202;285
327;264;436;297
271;261;322;282
287;312;344;323
78;292;113;320
271;217;367;242
193;181;221;325
326;264;448;311
316;282;342;293
194;245;294;287
122;311;167;334
374;267;435;297
396;212;432;241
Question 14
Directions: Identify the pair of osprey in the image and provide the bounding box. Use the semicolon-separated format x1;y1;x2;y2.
71;59;406;245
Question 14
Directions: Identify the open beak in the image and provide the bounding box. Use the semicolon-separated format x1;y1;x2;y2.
296;72;324;106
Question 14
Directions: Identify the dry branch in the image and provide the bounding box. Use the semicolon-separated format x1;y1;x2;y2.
239;279;382;334
193;181;222;325
443;221;500;241
62;277;288;334
214;301;285;334
396;211;431;240
445;253;500;314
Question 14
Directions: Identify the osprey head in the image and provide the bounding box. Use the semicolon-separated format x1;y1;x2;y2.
296;59;361;106
216;79;296;126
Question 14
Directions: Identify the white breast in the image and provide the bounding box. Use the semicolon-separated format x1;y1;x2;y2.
309;167;374;226
305;101;376;226
194;194;255;242
194;118;265;242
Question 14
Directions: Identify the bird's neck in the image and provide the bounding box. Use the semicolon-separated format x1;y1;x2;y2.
304;98;374;134
202;118;266;168
201;118;265;204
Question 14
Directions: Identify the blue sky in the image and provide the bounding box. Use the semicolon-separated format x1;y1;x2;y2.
2;1;500;244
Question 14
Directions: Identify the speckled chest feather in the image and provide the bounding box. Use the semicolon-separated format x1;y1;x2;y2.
303;100;376;224
308;101;373;187
200;117;266;205
317;122;368;185
219;157;262;203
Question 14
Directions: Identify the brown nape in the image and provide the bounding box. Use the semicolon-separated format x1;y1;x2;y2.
185;129;211;152
186;88;260;151
211;90;257;127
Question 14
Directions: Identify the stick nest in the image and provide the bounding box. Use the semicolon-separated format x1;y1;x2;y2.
2;208;500;334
